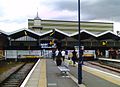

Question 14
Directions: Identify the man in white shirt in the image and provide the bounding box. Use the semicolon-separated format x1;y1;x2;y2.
55;49;59;57
61;50;65;61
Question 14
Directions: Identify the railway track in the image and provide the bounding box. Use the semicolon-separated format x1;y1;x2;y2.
0;62;35;87
84;61;120;74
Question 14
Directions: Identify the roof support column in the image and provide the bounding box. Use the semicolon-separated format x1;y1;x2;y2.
8;37;11;46
65;37;68;48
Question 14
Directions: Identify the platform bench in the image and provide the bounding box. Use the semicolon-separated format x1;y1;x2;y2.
57;62;70;74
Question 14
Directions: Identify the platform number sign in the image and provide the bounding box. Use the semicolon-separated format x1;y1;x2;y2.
101;41;107;46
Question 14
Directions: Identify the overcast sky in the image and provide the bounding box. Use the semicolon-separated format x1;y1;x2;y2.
0;0;120;32
81;0;120;32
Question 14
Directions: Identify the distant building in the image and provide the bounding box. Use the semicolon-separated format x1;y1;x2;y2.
80;21;113;34
28;13;113;34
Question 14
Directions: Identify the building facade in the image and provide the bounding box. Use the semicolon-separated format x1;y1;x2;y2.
28;15;113;34
80;21;113;34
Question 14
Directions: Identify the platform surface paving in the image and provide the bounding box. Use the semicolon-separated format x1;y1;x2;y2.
22;59;120;87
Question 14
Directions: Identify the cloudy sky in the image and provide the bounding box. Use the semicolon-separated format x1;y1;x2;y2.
0;0;120;32
81;0;120;32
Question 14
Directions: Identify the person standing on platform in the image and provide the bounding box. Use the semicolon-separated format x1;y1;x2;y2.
80;47;84;64
56;50;62;66
52;49;56;61
55;49;59;58
65;49;68;59
109;48;117;59
61;49;65;62
72;48;77;66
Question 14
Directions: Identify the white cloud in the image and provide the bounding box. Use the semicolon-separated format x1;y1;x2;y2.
81;0;100;4
40;9;77;19
0;0;40;18
0;21;27;32
0;0;42;32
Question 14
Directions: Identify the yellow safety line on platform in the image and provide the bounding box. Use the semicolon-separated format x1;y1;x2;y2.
38;59;47;87
83;66;120;86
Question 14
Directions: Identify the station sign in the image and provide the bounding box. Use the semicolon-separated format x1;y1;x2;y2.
40;43;56;48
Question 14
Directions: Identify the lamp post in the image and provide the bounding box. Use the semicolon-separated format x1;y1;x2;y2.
78;0;82;84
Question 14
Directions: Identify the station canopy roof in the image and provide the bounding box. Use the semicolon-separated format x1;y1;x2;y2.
44;29;70;40
0;30;8;36
70;29;97;40
7;28;70;40
96;31;120;40
1;28;120;41
8;28;41;39
0;30;9;41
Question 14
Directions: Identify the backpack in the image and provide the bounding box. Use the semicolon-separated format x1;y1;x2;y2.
57;51;62;58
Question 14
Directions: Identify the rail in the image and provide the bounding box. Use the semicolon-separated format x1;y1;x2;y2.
99;58;120;63
0;62;36;87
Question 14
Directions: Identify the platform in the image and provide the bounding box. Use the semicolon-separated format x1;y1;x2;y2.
21;59;120;87
21;59;81;87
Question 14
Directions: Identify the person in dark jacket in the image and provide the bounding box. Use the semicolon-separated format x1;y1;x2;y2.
56;50;62;66
52;49;56;61
72;49;77;66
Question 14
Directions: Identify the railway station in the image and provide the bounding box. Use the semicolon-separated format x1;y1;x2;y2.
0;15;120;87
